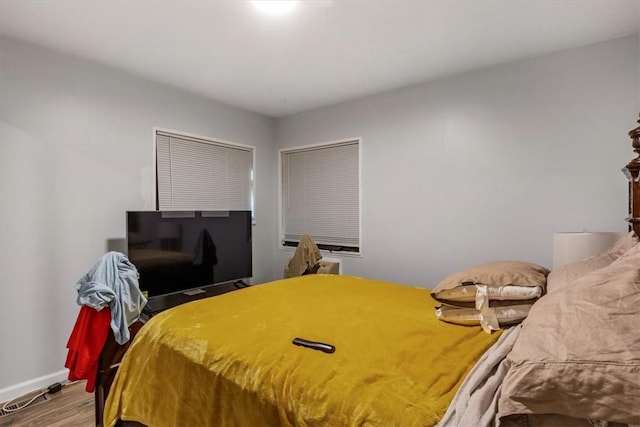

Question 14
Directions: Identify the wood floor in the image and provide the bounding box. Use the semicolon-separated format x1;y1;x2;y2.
0;381;94;427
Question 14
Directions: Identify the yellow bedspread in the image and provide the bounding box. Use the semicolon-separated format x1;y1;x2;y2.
104;275;501;427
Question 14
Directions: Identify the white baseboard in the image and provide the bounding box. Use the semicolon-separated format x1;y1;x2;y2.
0;369;69;404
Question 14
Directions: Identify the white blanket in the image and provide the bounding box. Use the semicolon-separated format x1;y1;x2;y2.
438;325;522;427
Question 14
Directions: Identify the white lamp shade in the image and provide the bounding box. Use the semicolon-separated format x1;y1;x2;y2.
552;232;625;269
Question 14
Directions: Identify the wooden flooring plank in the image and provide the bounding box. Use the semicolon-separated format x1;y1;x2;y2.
0;381;93;427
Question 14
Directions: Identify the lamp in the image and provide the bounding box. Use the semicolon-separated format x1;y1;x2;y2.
552;232;624;269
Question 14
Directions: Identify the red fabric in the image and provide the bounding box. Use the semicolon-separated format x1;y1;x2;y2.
65;305;111;392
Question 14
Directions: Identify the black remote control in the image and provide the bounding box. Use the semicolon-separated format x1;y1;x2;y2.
292;337;335;354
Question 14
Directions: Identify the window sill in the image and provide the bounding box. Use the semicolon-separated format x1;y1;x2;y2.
278;245;362;258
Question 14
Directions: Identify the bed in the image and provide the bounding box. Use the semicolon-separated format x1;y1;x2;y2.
102;116;640;427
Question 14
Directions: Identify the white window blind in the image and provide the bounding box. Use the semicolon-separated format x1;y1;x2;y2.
156;131;253;211
281;140;360;251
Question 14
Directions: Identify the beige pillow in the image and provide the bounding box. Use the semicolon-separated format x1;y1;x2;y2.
431;261;549;308
546;231;638;294
498;243;640;424
435;303;532;327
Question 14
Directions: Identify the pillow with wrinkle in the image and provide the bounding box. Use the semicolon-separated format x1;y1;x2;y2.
431;261;549;308
498;242;640;424
435;303;533;327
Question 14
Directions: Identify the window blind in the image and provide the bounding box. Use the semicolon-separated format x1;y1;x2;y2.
156;131;253;211
281;140;360;250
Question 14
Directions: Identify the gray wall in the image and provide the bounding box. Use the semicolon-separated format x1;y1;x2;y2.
0;34;638;398
0;38;278;394
275;35;639;287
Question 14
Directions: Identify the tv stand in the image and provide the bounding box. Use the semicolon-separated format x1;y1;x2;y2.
233;279;249;289
142;282;239;317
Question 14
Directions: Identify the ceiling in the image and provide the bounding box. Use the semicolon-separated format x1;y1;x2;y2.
0;0;638;118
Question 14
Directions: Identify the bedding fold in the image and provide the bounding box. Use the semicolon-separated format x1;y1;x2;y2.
438;324;522;427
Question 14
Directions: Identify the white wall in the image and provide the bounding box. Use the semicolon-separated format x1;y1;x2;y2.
0;37;279;396
275;35;639;287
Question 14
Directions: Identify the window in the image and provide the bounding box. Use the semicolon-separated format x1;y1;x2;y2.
155;130;254;212
280;138;361;253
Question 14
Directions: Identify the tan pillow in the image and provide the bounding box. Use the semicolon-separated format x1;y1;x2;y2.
546;231;638;294
431;261;549;308
498;243;640;424
435;303;532;327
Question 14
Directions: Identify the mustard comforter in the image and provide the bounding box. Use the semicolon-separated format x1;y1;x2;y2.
104;275;501;427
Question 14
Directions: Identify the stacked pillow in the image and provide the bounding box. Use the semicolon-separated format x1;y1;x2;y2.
431;261;549;332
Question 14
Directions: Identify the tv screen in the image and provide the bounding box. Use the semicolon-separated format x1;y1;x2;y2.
126;210;252;297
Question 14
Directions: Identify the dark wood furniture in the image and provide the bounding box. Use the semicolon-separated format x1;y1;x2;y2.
625;113;640;237
95;321;144;427
94;282;239;426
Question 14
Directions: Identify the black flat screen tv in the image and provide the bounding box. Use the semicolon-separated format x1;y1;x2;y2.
126;210;252;298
